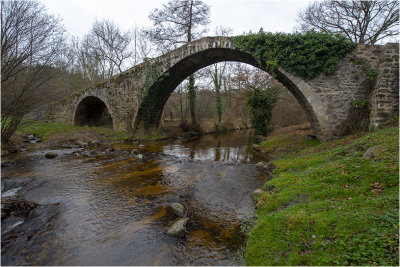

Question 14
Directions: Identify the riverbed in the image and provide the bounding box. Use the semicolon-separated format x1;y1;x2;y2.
1;131;270;265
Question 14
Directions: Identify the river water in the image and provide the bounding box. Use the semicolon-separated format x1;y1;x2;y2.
1;131;270;265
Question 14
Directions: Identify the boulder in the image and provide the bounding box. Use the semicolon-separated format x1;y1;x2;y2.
252;144;263;152
75;140;88;147
45;152;58;159
256;161;275;173
169;203;185;218
167;218;189;237
253;188;263;203
363;146;377;160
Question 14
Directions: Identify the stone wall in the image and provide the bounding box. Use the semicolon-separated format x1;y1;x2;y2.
36;37;399;140
370;43;399;128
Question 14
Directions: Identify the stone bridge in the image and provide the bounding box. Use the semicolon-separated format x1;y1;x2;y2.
40;36;399;140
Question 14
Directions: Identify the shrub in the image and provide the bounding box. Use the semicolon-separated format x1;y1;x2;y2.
248;86;279;136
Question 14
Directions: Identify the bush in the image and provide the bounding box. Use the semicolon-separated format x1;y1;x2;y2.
248;87;278;136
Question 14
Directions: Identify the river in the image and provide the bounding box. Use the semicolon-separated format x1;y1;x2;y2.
1;130;270;265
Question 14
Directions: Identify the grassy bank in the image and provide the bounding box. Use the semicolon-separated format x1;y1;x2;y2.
247;126;399;265
15;120;130;143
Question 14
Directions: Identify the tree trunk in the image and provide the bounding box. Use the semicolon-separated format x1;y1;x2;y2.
187;74;197;126
187;0;197;126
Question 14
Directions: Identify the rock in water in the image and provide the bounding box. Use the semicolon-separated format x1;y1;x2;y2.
167;218;189;237
45;152;57;159
256;161;275;173
170;203;185;218
75;140;88;147
253;188;263;203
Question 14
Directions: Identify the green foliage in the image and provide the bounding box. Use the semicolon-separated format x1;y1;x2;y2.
142;59;168;100
214;84;223;124
247;86;278;136
259;132;321;159
367;69;378;80
350;99;368;107
137;59;170;129
361;64;379;81
240;213;256;235
187;74;197;126
232;30;356;80
246;127;399;266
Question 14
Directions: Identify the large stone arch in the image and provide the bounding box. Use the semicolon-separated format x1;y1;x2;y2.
42;37;398;140
134;47;321;136
74;96;113;127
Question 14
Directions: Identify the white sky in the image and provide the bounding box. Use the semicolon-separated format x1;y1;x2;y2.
41;0;313;38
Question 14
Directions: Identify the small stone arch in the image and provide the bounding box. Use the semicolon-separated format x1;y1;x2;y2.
74;96;113;127
134;47;321;136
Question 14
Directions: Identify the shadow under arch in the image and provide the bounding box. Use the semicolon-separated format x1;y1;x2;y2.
74;96;113;127
134;47;320;135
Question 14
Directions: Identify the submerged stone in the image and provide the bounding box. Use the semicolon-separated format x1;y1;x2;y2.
169;203;185;218
167;218;188;237
75;140;88;147
45;152;57;159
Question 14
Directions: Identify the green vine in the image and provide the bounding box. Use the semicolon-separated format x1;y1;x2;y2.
140;59;169;102
366;68;378;80
350;99;368;107
137;59;169;128
232;29;356;80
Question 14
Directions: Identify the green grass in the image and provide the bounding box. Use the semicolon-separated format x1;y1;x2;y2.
260;132;320;157
247;127;399;266
16;120;130;142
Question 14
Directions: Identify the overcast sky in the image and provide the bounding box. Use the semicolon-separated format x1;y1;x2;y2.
41;0;312;38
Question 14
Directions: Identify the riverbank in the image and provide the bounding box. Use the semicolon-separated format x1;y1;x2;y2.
247;125;399;265
4;119;249;152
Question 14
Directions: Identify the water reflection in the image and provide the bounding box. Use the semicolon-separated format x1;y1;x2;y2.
162;131;264;163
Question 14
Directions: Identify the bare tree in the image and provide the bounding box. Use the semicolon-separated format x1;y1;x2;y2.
210;63;226;124
1;0;65;143
72;36;102;82
74;19;133;82
207;27;232;124
297;0;399;44
145;0;210;127
136;28;155;63
144;0;210;53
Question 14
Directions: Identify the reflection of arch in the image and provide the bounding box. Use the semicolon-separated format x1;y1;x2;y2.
134;47;320;135
74;96;113;127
